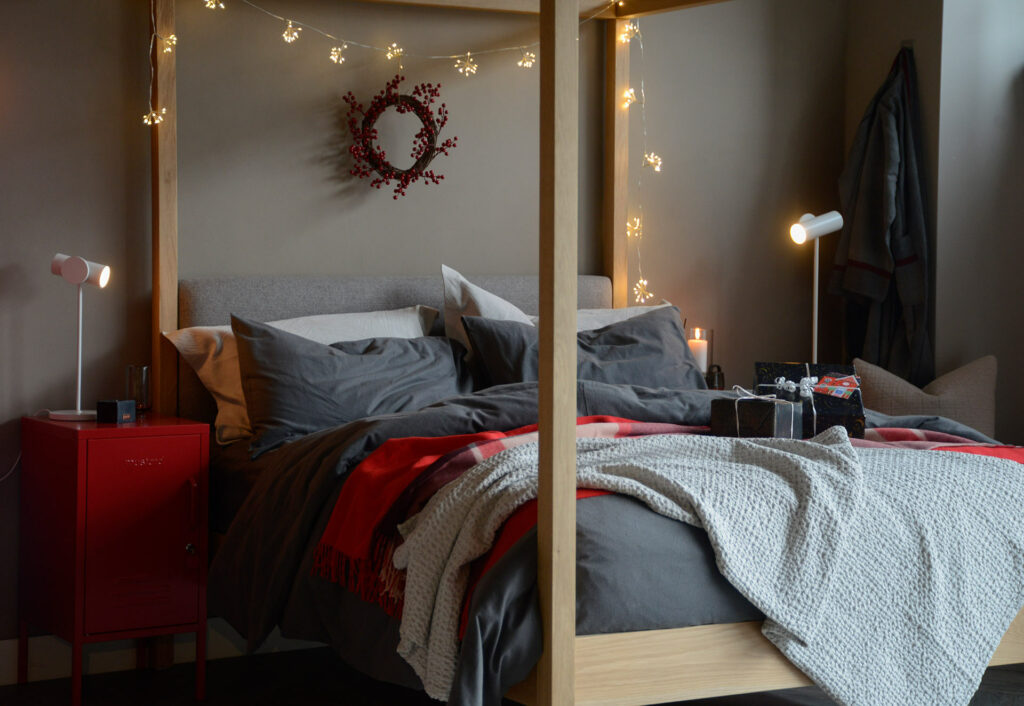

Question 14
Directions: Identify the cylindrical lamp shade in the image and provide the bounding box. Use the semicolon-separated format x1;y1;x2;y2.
790;211;844;245
51;253;110;288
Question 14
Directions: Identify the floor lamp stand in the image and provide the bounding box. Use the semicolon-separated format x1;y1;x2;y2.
812;237;819;365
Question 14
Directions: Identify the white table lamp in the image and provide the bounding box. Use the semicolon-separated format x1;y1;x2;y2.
49;254;111;421
789;211;843;363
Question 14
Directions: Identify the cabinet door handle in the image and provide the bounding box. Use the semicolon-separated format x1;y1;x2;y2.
187;477;199;529
185;543;196;555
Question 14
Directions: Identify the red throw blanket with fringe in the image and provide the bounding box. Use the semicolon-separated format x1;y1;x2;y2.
313;422;1024;634
311;417;706;617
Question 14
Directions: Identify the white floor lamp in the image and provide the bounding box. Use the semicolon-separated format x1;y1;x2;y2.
49;253;111;421
790;211;843;364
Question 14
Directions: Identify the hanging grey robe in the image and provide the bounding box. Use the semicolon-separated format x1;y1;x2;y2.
830;48;934;386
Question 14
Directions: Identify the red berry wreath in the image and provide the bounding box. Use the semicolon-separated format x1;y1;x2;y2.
342;75;458;199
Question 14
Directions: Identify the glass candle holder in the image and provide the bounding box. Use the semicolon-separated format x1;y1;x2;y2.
126;364;151;413
684;327;713;374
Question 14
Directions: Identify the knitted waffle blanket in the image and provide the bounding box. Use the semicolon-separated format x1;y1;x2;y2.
392;427;1024;705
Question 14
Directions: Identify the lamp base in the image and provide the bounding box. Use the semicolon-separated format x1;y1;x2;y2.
49;409;97;421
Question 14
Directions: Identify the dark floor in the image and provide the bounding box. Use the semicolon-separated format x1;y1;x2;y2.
3;648;1024;705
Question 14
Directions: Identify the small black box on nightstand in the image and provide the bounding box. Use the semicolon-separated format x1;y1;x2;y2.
96;399;136;424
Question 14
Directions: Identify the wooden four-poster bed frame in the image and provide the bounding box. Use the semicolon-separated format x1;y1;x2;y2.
147;0;1024;703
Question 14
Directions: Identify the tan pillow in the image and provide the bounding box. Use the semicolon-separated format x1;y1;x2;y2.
165;306;438;445
853;356;997;438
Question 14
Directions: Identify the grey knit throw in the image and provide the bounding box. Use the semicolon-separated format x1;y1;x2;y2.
393;428;1024;705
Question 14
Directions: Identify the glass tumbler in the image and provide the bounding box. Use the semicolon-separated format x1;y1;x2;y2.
126;364;151;413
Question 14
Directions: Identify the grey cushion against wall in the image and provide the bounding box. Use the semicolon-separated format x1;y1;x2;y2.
232;316;469;455
854;355;997;438
462;306;708;391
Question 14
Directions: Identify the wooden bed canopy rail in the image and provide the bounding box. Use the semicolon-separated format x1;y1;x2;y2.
148;1;1024;704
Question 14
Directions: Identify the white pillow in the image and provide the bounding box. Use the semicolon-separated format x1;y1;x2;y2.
441;264;672;356
165;305;438;445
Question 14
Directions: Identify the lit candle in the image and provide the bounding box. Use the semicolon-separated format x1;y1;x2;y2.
687;328;709;373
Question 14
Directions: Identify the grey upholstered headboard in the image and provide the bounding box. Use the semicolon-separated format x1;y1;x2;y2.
176;274;612;424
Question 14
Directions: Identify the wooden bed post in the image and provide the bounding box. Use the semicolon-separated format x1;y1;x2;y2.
602;19;630;308
151;0;179;417
537;0;579;704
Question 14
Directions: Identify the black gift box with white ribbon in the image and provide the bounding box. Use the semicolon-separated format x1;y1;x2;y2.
710;397;803;439
753;362;865;439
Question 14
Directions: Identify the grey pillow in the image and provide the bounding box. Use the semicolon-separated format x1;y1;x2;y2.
462;306;707;390
232;315;467;455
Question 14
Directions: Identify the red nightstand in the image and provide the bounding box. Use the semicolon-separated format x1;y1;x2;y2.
18;416;209;705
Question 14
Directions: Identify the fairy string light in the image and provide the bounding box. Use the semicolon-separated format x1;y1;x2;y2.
455;52;478;77
517;49;537;69
213;0;613;74
144;0;607;123
623;18;661;303
143;0;168;126
143;0;614;121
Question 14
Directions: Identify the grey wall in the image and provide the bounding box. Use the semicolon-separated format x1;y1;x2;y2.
936;0;1024;443
175;0;605;277
629;0;849;385
0;0;152;641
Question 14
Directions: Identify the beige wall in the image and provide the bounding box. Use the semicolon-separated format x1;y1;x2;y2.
630;0;849;385
175;0;605;277
0;0;152;641
936;0;1024;443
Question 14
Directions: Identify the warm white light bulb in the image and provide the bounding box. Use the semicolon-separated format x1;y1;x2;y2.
619;21;639;44
204;0;225;9
626;217;642;240
386;43;404;61
455;52;478;77
98;266;111;288
142;107;167;125
622;88;637;108
282;20;301;43
644;152;663;172
330;45;347;64
517;49;536;69
633;278;653;303
790;223;807;244
162;34;177;53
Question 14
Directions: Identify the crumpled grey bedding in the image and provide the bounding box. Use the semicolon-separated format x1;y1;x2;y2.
207;381;1010;706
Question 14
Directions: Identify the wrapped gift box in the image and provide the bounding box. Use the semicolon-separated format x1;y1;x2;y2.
753;362;865;439
710;397;803;439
